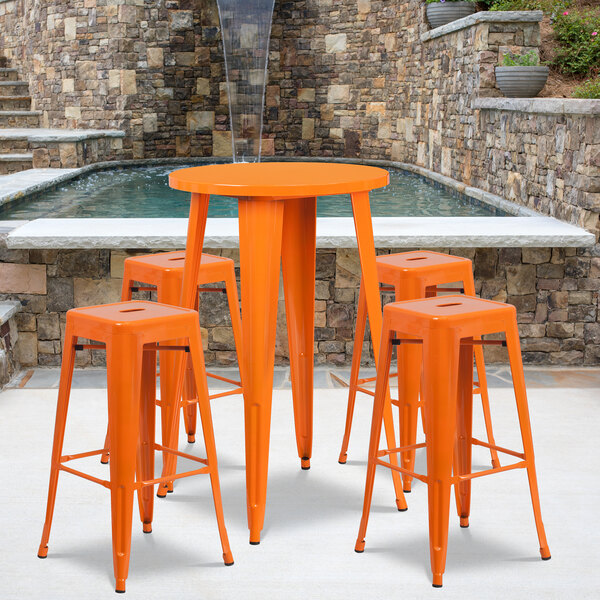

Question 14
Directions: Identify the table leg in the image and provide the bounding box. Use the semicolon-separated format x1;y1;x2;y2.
351;191;407;511
159;193;210;494
282;196;316;470
238;197;285;544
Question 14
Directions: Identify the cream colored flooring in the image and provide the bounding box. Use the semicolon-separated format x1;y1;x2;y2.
0;378;597;599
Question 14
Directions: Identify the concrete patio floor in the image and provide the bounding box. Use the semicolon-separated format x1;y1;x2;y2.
0;367;598;599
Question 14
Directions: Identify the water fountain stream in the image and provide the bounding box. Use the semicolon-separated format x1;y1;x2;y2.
216;0;276;163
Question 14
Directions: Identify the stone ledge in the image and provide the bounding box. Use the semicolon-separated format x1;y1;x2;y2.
421;10;543;42
0;301;20;326
0;111;42;116
473;97;600;115
0;168;81;207
0;153;33;161
0;128;126;142
5;216;595;249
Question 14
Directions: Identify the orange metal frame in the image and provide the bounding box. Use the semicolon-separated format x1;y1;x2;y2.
169;162;406;543
354;296;551;587
37;301;233;593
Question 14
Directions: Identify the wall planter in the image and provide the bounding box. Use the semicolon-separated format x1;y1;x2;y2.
495;66;550;98
426;2;476;29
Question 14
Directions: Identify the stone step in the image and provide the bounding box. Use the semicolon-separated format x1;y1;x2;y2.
0;81;29;97
0;111;41;128
0;68;19;81
0;153;33;175
0;96;31;110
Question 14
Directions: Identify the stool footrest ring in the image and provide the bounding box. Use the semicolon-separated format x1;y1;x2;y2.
391;338;506;347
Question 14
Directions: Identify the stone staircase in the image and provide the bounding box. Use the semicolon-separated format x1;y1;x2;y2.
0;55;127;175
0;56;38;173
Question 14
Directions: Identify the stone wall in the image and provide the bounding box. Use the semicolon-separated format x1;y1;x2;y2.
0;301;19;386
0;0;229;159
1;2;596;232
1;244;599;368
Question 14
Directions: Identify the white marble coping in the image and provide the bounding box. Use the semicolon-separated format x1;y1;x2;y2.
421;10;543;42
0;128;125;142
0;153;33;161
0;111;41;116
473;97;600;115
5;216;594;249
0;168;80;207
0;301;20;325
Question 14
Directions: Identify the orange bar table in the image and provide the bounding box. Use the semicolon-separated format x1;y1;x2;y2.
169;162;403;543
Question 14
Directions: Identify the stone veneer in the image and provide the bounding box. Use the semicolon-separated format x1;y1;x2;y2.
0;2;599;368
0;3;596;228
0;300;20;386
1;244;599;368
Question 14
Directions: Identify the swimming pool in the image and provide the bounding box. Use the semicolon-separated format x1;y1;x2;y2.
0;164;509;219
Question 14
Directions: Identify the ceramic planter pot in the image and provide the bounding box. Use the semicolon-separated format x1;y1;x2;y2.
495;66;550;98
426;2;476;29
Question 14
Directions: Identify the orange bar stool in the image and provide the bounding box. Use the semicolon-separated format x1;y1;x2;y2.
122;251;243;443
339;250;499;492
37;301;234;593
355;295;551;588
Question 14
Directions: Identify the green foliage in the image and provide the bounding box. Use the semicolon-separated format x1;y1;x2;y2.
489;0;570;13
501;50;540;66
552;9;600;75
573;77;600;99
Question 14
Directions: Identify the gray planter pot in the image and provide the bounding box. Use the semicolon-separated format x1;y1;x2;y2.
495;66;549;98
426;2;476;29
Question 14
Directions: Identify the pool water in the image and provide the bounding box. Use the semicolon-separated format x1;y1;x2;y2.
0;164;508;219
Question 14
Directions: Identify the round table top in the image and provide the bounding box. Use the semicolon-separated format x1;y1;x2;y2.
168;162;389;198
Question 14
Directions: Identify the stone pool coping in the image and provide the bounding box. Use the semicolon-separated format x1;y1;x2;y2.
4;216;593;249
0;157;594;249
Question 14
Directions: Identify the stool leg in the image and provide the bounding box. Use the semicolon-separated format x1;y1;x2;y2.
224;261;245;386
454;341;473;528
396;281;424;493
137;347;156;534
106;338;143;593
183;354;198;443
505;322;551;561
100;429;110;464
473;345;500;468
38;327;77;559
339;279;367;464
355;322;395;552
100;265;138;465
156;282;185;497
463;276;500;469
182;289;202;444
351;192;406;511
423;331;459;588
282;196;316;470
188;326;234;565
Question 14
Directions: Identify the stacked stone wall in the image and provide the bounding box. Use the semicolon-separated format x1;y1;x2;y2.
2;245;600;368
1;2;596;232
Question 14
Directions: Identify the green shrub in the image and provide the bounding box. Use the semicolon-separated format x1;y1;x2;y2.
489;0;570;13
573;77;600;99
501;50;540;65
552;9;600;75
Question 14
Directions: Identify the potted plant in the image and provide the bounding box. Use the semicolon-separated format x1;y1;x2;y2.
425;0;477;29
495;50;549;98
